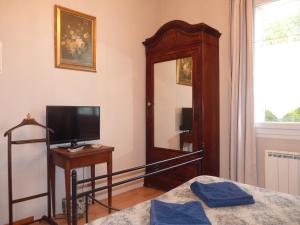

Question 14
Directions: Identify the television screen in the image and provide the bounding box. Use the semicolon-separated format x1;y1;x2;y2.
179;107;192;131
46;106;100;145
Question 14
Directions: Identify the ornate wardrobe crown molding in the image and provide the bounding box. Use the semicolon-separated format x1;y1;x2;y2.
143;20;221;49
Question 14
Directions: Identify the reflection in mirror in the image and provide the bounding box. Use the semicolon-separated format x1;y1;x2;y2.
154;57;193;151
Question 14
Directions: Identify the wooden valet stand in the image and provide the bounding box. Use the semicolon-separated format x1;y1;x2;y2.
4;114;57;225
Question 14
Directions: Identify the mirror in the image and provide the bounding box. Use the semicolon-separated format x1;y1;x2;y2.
154;57;193;151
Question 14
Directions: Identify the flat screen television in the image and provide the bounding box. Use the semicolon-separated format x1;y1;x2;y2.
179;107;192;132
46;106;100;147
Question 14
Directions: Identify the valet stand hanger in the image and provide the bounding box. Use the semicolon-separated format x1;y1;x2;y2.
4;114;57;225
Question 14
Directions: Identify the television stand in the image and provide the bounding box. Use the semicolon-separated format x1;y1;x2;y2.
180;131;193;150
58;142;86;149
70;142;86;149
49;145;114;225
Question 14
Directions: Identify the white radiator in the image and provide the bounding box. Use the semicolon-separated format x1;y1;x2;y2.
265;150;300;195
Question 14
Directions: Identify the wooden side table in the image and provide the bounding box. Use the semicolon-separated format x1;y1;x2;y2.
49;145;114;225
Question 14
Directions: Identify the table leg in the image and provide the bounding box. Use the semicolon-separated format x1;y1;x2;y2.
65;165;71;225
91;165;95;204
107;154;112;213
50;156;56;217
180;134;183;150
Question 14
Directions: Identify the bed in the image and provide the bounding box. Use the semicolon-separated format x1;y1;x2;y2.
88;176;300;225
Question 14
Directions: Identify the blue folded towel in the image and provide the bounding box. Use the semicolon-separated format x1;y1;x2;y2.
150;200;211;225
190;181;255;208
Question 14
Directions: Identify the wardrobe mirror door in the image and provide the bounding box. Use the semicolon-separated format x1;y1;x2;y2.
154;57;193;151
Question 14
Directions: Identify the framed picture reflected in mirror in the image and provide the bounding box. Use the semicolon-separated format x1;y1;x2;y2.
176;57;192;86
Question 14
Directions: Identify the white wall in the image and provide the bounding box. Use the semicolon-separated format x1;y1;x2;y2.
3;0;288;223
154;60;192;150
0;0;160;223
157;0;231;178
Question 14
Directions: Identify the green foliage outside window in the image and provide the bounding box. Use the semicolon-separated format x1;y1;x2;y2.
265;110;278;121
263;8;300;44
282;107;300;122
265;107;300;122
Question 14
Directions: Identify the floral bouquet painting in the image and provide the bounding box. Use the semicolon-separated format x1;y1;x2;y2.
176;57;192;86
55;5;96;72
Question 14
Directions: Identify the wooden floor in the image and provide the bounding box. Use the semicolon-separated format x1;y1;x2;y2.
54;187;164;225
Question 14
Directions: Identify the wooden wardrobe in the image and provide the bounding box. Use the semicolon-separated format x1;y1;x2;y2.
143;20;220;190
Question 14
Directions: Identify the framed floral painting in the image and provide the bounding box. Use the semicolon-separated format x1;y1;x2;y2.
176;57;192;86
55;5;96;72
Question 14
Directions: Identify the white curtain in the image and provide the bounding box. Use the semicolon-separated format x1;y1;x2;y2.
229;0;257;185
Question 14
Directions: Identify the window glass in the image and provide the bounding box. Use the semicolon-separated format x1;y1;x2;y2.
254;0;300;122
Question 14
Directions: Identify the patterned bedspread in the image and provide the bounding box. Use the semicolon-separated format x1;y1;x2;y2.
89;176;300;225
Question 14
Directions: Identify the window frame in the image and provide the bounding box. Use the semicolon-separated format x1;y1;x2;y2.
254;0;300;139
256;122;300;140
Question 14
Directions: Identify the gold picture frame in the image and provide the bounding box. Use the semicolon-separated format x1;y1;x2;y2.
55;5;96;72
176;57;192;86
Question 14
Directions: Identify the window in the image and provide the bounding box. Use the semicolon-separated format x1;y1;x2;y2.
254;0;300;124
